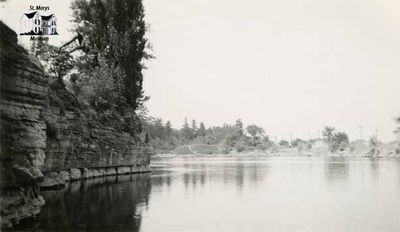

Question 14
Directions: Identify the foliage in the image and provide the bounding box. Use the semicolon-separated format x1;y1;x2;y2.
278;140;289;147
369;135;379;155
29;0;151;137
322;126;335;142
165;121;173;137
257;136;274;150
75;56;126;112
71;0;152;111
291;138;306;147
30;39;74;84
181;117;192;142
141;116;180;153
321;126;349;152
235;119;244;136
198;122;206;137
330;131;349;152
246;124;265;139
142;116;275;154
143;118;356;155
395;116;400;140
245;124;265;146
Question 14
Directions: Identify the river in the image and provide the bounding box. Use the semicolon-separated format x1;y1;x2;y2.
29;156;400;231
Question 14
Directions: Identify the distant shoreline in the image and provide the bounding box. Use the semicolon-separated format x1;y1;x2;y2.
152;152;400;159
154;140;400;159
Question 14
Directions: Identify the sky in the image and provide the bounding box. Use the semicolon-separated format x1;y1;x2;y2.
1;0;399;142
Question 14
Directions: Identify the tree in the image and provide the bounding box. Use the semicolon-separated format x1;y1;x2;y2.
30;38;74;85
333;132;348;144
235;119;243;129
246;124;265;140
154;118;164;138
246;124;265;146
165;121;173;137
235;118;243;132
369;135;379;155
71;0;152;111
181;117;191;141
322;126;335;142
191;119;198;138
331;131;349;152
204;133;217;145
76;57;124;112
198;122;206;137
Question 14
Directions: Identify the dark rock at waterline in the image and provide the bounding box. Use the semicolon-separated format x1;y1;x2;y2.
12;165;45;185
39;172;65;190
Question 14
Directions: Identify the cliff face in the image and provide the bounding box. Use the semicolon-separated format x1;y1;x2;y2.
41;86;152;184
43;87;151;171
0;22;152;228
0;22;47;228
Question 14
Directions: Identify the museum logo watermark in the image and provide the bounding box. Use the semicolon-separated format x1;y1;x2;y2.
20;5;58;40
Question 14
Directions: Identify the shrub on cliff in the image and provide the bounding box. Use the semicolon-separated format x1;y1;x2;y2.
75;56;126;113
30;39;74;85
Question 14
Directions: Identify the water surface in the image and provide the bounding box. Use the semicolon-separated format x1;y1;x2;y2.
36;156;400;231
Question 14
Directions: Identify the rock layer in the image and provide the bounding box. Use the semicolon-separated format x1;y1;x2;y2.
42;72;151;173
0;22;47;228
0;22;152;228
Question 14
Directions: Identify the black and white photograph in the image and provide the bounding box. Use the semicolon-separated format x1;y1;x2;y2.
0;0;400;231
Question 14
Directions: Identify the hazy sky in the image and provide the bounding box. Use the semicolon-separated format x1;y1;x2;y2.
1;0;399;142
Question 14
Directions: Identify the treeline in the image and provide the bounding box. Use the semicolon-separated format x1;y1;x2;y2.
142;117;275;154
140;107;400;156
142;115;359;154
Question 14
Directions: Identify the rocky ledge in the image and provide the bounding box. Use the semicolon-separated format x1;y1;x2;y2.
39;165;151;190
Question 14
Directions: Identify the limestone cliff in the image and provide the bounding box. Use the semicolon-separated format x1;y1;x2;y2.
0;22;152;228
0;22;47;228
43;86;151;172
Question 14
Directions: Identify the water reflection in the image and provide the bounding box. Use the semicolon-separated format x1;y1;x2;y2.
21;157;400;232
323;157;350;182
38;174;151;231
151;157;270;193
